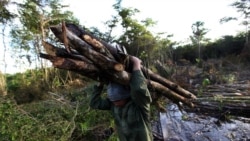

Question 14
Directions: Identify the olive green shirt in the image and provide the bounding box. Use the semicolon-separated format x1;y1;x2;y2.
90;70;153;141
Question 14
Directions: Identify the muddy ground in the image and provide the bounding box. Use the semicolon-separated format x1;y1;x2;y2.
152;59;250;141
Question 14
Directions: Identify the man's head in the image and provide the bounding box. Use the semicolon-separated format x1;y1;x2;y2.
107;82;130;102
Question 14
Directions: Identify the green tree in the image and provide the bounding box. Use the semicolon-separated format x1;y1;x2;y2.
0;0;18;95
220;0;250;52
0;0;17;74
153;33;176;63
190;21;209;60
0;0;16;24
112;2;156;57
95;0;178;72
9;0;79;71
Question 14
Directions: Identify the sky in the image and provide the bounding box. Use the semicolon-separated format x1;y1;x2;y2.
0;0;245;74
63;0;243;42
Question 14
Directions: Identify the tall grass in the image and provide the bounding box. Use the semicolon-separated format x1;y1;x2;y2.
1;68;118;140
0;72;7;96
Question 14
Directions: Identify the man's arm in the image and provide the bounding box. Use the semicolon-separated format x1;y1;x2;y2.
89;83;112;110
129;56;152;108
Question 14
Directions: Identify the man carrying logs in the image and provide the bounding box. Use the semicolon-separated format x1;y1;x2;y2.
90;56;153;141
40;22;197;140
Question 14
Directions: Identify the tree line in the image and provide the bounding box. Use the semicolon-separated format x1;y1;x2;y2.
0;0;249;75
0;0;249;140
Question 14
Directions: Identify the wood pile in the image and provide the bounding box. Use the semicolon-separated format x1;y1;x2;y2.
189;81;250;118
40;22;197;108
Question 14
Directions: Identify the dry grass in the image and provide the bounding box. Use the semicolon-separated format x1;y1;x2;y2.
0;72;7;96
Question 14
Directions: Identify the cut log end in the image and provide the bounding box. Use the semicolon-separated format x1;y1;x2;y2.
42;41;56;56
83;35;104;49
114;63;124;72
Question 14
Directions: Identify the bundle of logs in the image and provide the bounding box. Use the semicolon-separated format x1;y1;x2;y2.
40;22;197;109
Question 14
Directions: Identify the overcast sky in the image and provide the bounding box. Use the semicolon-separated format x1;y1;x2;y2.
63;0;243;42
1;0;245;74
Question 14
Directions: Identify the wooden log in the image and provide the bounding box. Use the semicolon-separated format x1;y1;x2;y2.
149;81;194;108
62;21;71;53
40;45;194;107
65;23;134;66
41;41;130;85
39;53;100;80
141;66;196;99
64;23;196;100
65;23;116;60
50;25;124;72
187;96;250;118
41;23;198;107
40;53;194;107
42;41;92;63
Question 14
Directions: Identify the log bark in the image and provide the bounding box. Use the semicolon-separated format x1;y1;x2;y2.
40;23;197;108
187;96;250;118
141;66;196;99
185;80;250;118
64;23;197;100
40;42;195;107
46;23;250;117
148;81;194;108
42;41;92;63
40;53;100;80
50;25;124;72
65;23;116;60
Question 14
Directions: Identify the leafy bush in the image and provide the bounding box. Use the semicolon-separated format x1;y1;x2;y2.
0;96;75;141
1;76;119;141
